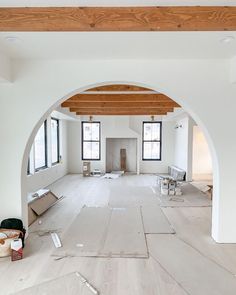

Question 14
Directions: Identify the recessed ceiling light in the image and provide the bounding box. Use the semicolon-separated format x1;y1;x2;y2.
4;36;22;44
220;36;235;44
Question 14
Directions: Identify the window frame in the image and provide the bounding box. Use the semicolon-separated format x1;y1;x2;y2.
142;121;162;161
27;158;31;175
51;117;60;165
81;121;101;161
35;120;48;171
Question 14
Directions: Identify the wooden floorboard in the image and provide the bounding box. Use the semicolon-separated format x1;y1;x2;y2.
141;204;175;234
0;174;236;295
156;183;212;207
147;234;236;295
54;206;148;258
13;272;96;295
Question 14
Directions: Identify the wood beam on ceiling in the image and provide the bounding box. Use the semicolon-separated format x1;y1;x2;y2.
86;85;151;92
62;94;179;104
0;7;236;31
74;108;174;115
68;101;178;109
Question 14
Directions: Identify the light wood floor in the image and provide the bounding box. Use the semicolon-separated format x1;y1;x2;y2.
1;174;236;295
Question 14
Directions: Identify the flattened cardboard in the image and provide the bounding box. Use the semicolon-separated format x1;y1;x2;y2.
28;206;37;226
30;192;58;216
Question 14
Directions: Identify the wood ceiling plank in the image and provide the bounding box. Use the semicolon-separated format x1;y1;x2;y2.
75;108;173;115
72;107;174;112
86;85;150;92
62;94;178;104
66;101;178;108
0;7;236;31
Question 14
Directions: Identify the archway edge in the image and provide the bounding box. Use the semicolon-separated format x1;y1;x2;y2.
20;78;219;240
21;79;218;183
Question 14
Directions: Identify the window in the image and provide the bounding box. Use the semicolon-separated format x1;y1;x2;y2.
142;122;162;160
35;121;47;170
82;122;100;160
27;158;30;175
51;118;60;164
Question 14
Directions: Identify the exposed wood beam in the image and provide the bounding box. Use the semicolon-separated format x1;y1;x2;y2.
82;91;158;95
63;94;178;104
86;85;150;92
0;7;236;31
74;108;174;115
68;102;177;109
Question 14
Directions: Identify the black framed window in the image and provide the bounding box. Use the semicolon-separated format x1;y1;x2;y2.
142;121;162;160
35;120;47;170
27;158;30;175
82;122;100;160
51;117;60;165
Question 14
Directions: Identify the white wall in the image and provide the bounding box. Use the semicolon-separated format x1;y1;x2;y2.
0;59;236;242
174;116;194;181
130;116;176;174
106;138;137;172
192;125;212;177
26;118;68;193
68;116;139;173
67;115;175;174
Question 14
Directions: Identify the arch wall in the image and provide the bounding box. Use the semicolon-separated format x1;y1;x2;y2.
0;58;236;242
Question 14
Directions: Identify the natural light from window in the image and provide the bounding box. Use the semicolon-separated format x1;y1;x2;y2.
143;122;161;160
82;122;100;160
35;121;47;169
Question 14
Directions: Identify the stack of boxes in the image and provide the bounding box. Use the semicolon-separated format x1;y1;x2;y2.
160;178;169;195
159;177;182;196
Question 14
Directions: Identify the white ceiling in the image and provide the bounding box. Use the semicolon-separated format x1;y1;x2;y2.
0;0;236;6
0;32;236;60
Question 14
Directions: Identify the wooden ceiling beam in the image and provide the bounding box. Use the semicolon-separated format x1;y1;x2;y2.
0;7;236;31
68;102;178;109
86;85;150;92
74;107;173;115
63;94;178;104
76;111;170;116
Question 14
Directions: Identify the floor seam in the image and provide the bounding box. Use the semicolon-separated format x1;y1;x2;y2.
149;252;192;295
176;235;236;277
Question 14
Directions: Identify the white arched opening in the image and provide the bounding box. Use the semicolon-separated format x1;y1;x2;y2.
20;80;219;242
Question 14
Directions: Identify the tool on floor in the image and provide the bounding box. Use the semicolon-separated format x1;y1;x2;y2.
51;232;62;248
75;272;99;294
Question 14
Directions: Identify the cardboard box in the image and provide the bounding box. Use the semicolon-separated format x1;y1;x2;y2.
83;162;91;177
161;182;169;189
169;181;176;190
11;239;23;261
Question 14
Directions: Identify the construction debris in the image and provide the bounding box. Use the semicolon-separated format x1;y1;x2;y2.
101;173;120;179
75;272;99;294
30;229;61;237
51;232;62;248
102;171;124;179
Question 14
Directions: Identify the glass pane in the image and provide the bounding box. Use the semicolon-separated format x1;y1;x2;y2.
151;142;160;159
151;123;160;141
143;142;152;159
91;123;100;141
143;142;160;160
83;122;100;141
143;123;152;140
51;119;59;163
83;123;92;141
144;123;160;141
35;122;46;169
92;142;100;159
83;142;92;159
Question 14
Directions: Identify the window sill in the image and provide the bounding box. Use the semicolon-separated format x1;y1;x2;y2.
35;166;48;173
52;162;60;167
142;159;162;161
